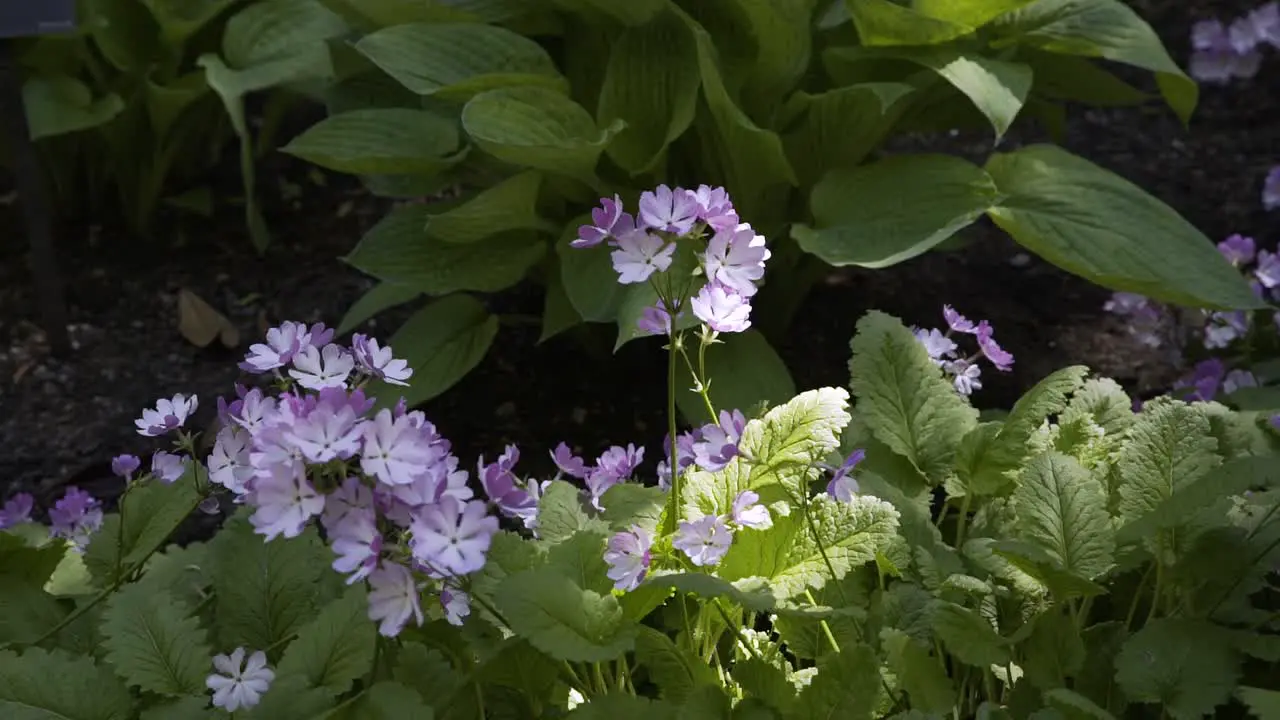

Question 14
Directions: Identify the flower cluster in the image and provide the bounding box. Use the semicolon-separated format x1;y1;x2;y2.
572;185;768;335
655;409;748;488
912;305;1015;395
0;487;111;553
1189;3;1279;83
547;442;645;512
1174;358;1258;403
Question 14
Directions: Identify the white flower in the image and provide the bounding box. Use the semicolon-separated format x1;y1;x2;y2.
611;230;675;284
945;360;982;396
361;409;438;486
135;393;198;436
329;510;381;585
441;588;470;626
603;526;652;592
207;647;274;713
913;328;957;363
352;334;413;386
367;562;424;637
284;404;363;463
702;223;769;297
672;515;733;567
248;465;325;541
208;427;253;495
730;490;772;531
409;496;498;576
289;343;355;390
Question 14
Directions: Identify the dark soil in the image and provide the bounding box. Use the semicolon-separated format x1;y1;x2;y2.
2;7;1279;516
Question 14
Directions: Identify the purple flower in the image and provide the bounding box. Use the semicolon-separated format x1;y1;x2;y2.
1222;369;1258;395
550;442;588;479
1257;250;1280;288
730;490;772;530
0;493;34;529
1204;311;1249;350
691;282;752;333
111;454;140;480
209;427;253;495
152;452;186;484
702;223;769;298
603;526;652;591
289;343;354;391
1103;292;1166;348
827;449;866;502
1177;358;1226;402
574;194;634;248
914;328;957;364
1189;19;1262;82
351;334;412;386
685;185;738;232
657;431;698;490
1217;234;1256;266
409;496;498;576
691;410;746;472
329;508;381;585
585;444;644;509
1251;3;1280;47
672;515;733;567
367;562;424;637
478;446;538;519
441;588;470;626
611;230;675;284
638;184;698;235
135;394;198;437
249;466;325;541
361;410;439;487
1265;166;1280;211
945;360;983;396
637;302;680;337
975;321;1014;371
943;305;976;334
49;487;103;550
240;322;306;373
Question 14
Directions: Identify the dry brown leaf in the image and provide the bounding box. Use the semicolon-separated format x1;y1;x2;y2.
177;288;240;348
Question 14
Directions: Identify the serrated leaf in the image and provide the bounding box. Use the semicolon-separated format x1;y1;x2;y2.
1114;618;1239;720
675;331;796;427
600;484;666;536
1021;609;1085;690
139;695;222;720
207;517;328;651
985;538;1106;601
931;601;1010;667
849;311;978;482
101;582;211;696
1012;452;1114;581
0;575;66;647
794;643;882;720
719;494;899;601
1044;688;1115;720
536;481;609;544
546;531;612;595
0;529;66;587
733;658;796;715
393;642;469;713
643;573;780;614
0;647;134;720
276;585;376;694
1063;377;1134;436
635;626;717;703
1116;398;1221;564
44;542;94;597
244;674;336;720
1238;686;1280;720
282;108;464;175
494;569;636;662
327;681;433;719
881;628;954;714
1116;453;1275;547
85;471;203;586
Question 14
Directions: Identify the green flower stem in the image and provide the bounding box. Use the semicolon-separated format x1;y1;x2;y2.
665;329;682;538
1145;559;1165;625
804;589;842;654
677;343;718;423
1124;563;1155;631
712;599;761;662
592;662;608;696
954;494;973;548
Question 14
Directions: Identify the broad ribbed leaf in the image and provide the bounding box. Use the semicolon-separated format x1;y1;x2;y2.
1114;618;1239;720
793;643;882;720
282;108;464;175
0;648;133;720
427;171;553;244
634;627;717;703
101;582;211;696
1013;452;1114;581
376;294;499;408
276;586;376;694
494;569;637;662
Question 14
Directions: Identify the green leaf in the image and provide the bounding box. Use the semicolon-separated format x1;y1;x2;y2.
849;310;979;481
222;0;347;68
428;171;553;244
23;75;125;140
541;264;583;344
101;582;211;696
985;145;1261;310
597;8;700;174
207;516;328;651
85;471;202;586
600;484;667;536
1115;398;1220;563
719;494;900;601
798;154;999;268
0;647;134;720
985;538;1107;600
276;586;376;694
568;693;677;719
374;294;500;408
550;0;665;25
83;0;159;72
344;205;546;294
931;600;1010;667
793;643;882;720
733;658;797;715
643;573;782;613
282;108;465;175
915;49;1031;139
635;627;717;703
781;82;915;187
913;0;1036;26
494;569;637;662
327;681;434;719
1043;688;1115;720
1238;687;1280;720
1064;377;1134;437
0;530;66;588
1012;452;1114;580
0;577;66;646
1021;609;1085;690
881;628;955;714
355;23;564;100
676;330;796;426
1018;50;1148;107
462;86;621;184
43;546;94;597
337;282;422;336
558;216;624;323
478;638;560;707
989;0;1196;124
848;0;974;46
139;695;223;720
144;0;239;46
546;531;612;595
1114;618;1239;720
536;481;609;544
245;674;337;720
393;641;467;712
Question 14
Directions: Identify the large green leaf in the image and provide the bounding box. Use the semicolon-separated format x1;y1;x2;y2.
374;294;499;408
427;171;555;244
549;0;665;25
797;154;999;268
1114;618;1239;720
0;577;66;647
101;583;212;697
355;23;564;100
84;471;203;587
847;0;974;46
83;0;160;72
557;216;625;323
0;648;134;720
793;643;882;719
276;586;377;695
781;81;915;187
732;0;815;110
989;0;1196;124
462;86;621;185
597;8;700;174
494;569;637;662
22;75;125;140
327;681;433;719
222;0;348;68
282;108;465;175
144;0;240;45
337;282;423;336
906;47;1032;139
675;330;795;426
912;0;1035;27
984;145;1263;310
344;204;546;294
634;627;718;703
1011;452;1115;581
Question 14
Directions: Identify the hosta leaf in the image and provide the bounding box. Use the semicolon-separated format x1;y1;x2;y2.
281;108;465;175
0;647;133;720
849;311;978;482
793;643;882;720
1012;452;1114;580
22;75;125;140
355;23;564;100
781;82;915;187
373;294;499;409
494;569;637;662
276;586;376;694
1114;618;1239;720
101;582;211;696
207;515;328;652
336;282;422;336
719;494;900;600
427;171;553;244
849;0;974;46
634;627;717;703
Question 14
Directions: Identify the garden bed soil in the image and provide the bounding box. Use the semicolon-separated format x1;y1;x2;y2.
2;6;1279;515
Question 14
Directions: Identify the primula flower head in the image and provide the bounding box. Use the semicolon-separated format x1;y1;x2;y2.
691;410;746;472
49;487;103;551
409;495;499;576
367;562;424;637
1218;234;1256;266
1189;18;1262;82
135;393;198;437
603;526;653;591
574;194;632;248
827;449;866;502
638;184;699;234
111;454;140;479
975;321;1014;371
0;493;34;529
351;334;413;386
152;451;186;484
672;514;733;567
441;587;471;626
692;282;752;333
611;230;675;284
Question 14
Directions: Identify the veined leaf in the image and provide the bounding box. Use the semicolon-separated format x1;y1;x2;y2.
881;629;955;714
374;294;500;409
1114;618;1239;720
276;586;376;694
1063;377;1134;437
84;470;202;586
282;108;465;175
549;0;664;25
0;647;133;720
1012;452;1115;581
325;681;432;719
634;627;717;703
1021;609;1085;690
849;0;974;46
336;282;422;336
930;600;1010;667
101;583;212;696
22;75;125;140
0;576;66;646
793;643;882;720
536;480;609;544
782;81;915;187
494;569;637;662
427;171;553;244
222;0;348;68
849;311;978;482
